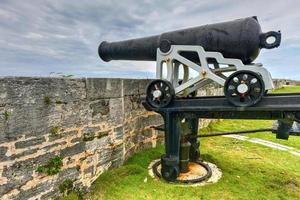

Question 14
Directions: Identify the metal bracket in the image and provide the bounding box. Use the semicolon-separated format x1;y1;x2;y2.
156;45;274;96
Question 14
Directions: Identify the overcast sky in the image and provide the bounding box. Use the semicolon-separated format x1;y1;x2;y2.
0;0;299;79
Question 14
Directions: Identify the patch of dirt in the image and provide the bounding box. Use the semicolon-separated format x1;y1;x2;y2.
286;179;299;191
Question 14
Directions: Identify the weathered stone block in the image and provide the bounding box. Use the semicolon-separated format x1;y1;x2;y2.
48;132;63;142
11;148;38;160
150;114;163;125
15;137;46;149
82;126;101;141
60;143;85;158
97;147;113;166
132;115;154;130
85;136;111;153
123;96;144;118
122;79;140;96
59;102;91;130
0;129;17;145
111;143;124;161
0;146;8;161
113;126;123;140
138;79;152;96
136;141;153;151
0;77;86;105
141;128;153;138
2;161;35;191
90;99;110;117
42;141;67;152
41;190;58;199
49;129;78;142
64;130;79;137
109;98;123;125
58;167;80;182
86;78;122;100
14;180;53;200
0;183;15;197
90;101;110;124
122;121;134;134
122;79;152;96
83;165;94;175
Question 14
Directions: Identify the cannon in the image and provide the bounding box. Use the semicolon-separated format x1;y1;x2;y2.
98;17;300;183
99;16;281;107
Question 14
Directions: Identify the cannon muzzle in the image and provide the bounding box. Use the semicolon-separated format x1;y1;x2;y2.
99;16;281;64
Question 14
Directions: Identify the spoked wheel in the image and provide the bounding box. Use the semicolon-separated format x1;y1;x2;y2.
224;70;265;107
146;79;175;108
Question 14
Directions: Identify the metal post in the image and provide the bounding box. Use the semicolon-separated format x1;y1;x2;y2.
187;117;201;161
161;112;180;181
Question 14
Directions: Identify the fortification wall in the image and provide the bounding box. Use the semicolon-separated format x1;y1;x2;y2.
0;78;163;199
0;77;294;199
273;79;300;88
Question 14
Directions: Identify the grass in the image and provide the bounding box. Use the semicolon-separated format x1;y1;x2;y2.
271;85;300;93
203;119;300;150
61;85;300;200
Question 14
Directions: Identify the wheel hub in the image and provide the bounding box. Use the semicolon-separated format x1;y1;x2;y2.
153;89;162;99
237;83;249;94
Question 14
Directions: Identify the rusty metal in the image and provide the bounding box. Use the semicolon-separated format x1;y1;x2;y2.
152;159;212;184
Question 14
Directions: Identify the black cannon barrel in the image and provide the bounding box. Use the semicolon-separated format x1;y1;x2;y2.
99;16;281;64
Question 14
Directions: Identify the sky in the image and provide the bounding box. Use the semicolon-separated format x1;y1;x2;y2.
0;0;299;79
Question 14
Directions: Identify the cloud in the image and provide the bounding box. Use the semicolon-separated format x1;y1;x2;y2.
0;0;299;79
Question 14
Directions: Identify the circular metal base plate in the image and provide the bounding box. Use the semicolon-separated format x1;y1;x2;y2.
148;159;222;186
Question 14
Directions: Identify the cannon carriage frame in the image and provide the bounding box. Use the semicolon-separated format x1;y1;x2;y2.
151;44;274;107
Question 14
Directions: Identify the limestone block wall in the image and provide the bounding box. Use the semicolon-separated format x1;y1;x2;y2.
0;77;296;200
273;79;300;88
0;78;163;200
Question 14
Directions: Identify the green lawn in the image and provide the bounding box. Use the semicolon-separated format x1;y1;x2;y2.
61;85;300;200
271;85;300;93
204;119;300;150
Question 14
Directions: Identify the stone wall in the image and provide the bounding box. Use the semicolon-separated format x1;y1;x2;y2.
0;77;296;200
0;78;163;200
273;79;300;89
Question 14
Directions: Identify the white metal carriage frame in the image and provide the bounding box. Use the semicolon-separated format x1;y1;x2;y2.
155;45;274;96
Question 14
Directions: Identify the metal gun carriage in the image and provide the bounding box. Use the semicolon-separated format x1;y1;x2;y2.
99;16;281;107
